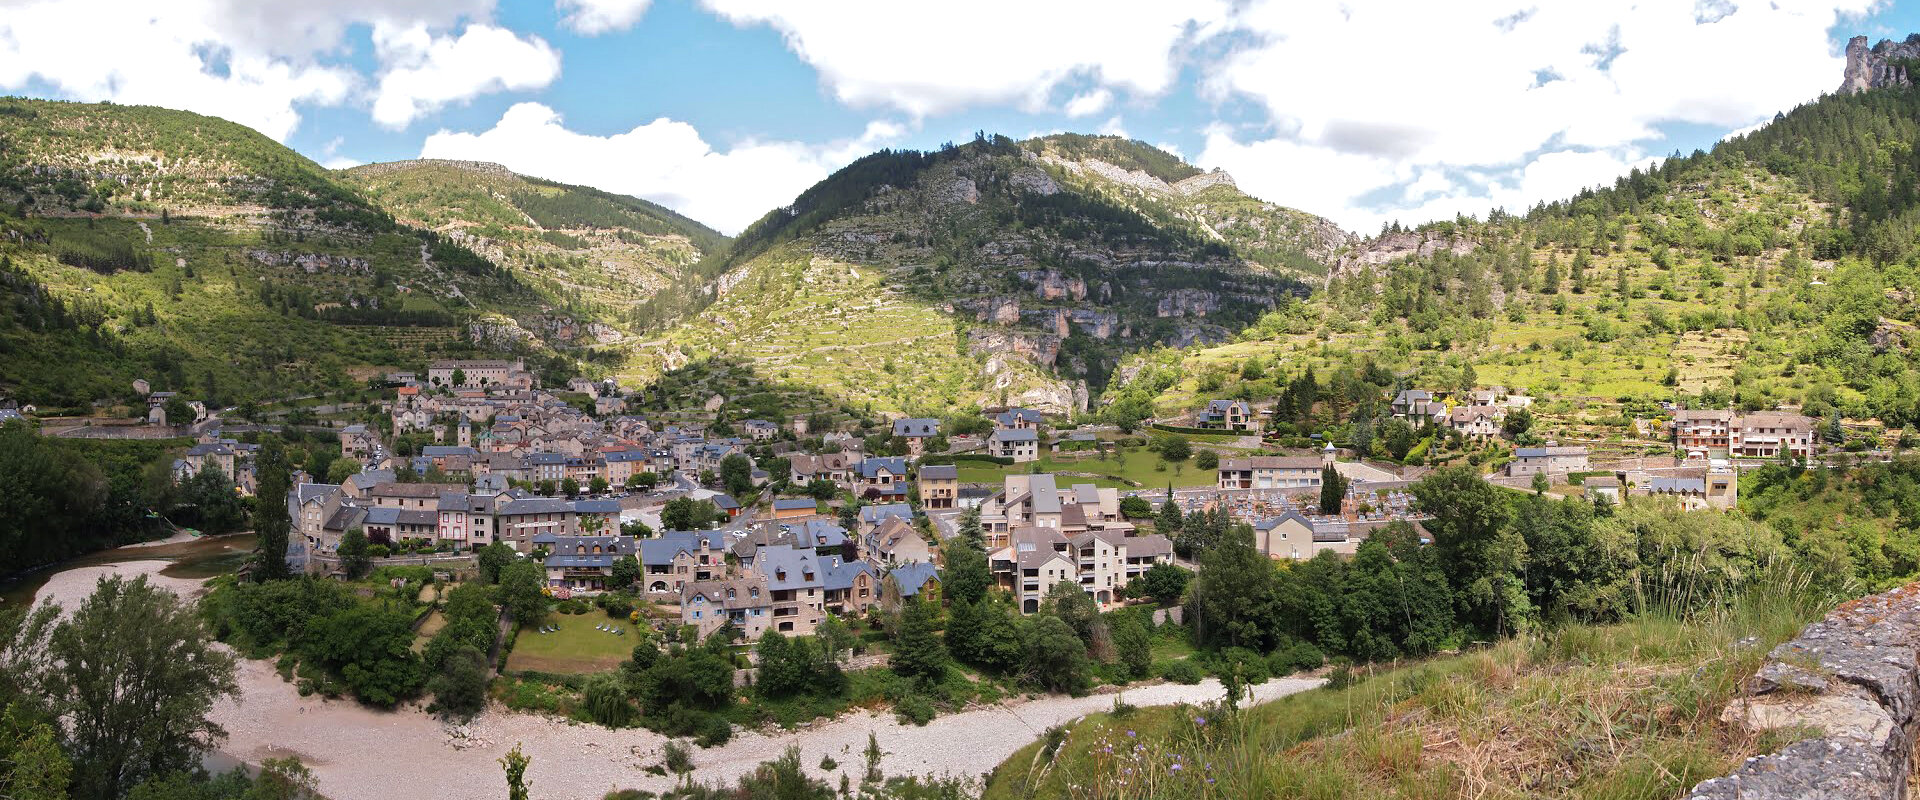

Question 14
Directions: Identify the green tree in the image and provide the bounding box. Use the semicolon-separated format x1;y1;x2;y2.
325;458;360;485
337;528;370;580
477;542;515;584
561;477;580;497
425;645;490;720
0;705;70;800
589;476;609;496
1119;495;1153;519
1136;563;1191;606
20;575;238;799
720;453;755;500
1044;581;1098;642
1156;492;1183;536
250;437;292;581
1410;466;1530;636
1502;407;1534;438
1109;613;1152;680
1187;525;1277;651
890;598;947;685
1318;464;1346;515
609;555;639;591
940;540;991;606
1381;419;1417;460
1151;434;1191;464
1022;616;1091;694
161;396;193;427
499;561;548;626
313;606;423;707
1193;449;1219;471
450;368;466;388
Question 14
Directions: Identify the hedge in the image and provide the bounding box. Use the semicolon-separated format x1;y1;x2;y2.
1147;423;1242;436
921;453;1015;466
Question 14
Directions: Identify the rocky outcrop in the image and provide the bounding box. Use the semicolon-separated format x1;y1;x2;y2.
967;328;1060;368
1020;269;1088;301
1172;169;1236;196
1334;230;1479;275
1686;582;1920;800
246;248;370;275
1840;35;1920;94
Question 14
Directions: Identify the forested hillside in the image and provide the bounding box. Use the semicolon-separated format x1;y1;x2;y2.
346;160;726;335
1114;84;1920;445
0;100;613;410
636;134;1346;415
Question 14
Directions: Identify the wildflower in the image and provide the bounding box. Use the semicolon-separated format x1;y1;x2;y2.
1194;716;1206;726
1171;763;1183;772
1127;730;1136;738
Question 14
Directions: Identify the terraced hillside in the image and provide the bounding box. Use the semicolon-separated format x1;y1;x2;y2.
346;159;727;341
640;134;1346;415
1116;85;1920;446
0;99;598;411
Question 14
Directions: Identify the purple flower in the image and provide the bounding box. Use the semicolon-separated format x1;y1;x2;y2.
1194;716;1206;726
1171;763;1183;772
1127;730;1136;738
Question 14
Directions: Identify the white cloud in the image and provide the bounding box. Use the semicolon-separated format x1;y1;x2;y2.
701;0;1230;117
1063;88;1114;118
556;0;654;35
0;1;564;140
0;0;357;141
1194;0;1875;230
420;103;907;233
370;23;561;128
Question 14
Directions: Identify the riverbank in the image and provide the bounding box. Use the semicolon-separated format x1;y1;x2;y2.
31;560;1322;800
206;660;1318;800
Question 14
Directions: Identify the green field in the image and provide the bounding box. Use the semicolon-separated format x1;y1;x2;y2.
506;612;644;674
954;447;1224;489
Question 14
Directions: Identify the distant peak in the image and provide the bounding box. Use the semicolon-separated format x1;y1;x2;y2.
347;159;518;179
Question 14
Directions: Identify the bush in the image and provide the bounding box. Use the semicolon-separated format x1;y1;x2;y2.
600;594;635;619
1210;648;1271;685
1269;642;1325;676
557;598;589;615
695;712;733;747
1159;659;1204;684
893;692;937;726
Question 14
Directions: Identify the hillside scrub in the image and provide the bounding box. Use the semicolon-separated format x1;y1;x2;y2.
986;568;1835;800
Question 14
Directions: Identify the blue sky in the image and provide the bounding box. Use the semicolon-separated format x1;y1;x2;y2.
3;0;1916;234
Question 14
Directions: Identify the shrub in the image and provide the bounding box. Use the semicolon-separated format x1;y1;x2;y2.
600;594;635;619
1159;659;1204;684
1269;642;1326;676
1210;647;1271;684
893;692;936;726
557;598;590;615
696;712;733;747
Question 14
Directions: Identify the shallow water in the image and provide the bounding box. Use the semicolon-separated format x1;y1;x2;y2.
0;533;258;607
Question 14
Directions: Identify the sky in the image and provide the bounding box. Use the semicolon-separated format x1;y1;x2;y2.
3;0;1918;236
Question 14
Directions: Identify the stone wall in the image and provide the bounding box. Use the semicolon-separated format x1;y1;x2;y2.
1685;582;1920;800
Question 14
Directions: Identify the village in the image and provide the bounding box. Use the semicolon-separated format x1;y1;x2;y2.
142;355;1831;642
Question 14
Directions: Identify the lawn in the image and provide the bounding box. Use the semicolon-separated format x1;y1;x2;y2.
505;611;645;674
954;448;1219;489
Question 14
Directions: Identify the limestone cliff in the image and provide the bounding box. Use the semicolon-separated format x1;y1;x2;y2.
1839;34;1920;94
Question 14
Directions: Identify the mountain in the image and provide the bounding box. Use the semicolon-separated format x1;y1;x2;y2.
0;99;616;411
1113;61;1920;439
636;134;1347;414
344;159;727;331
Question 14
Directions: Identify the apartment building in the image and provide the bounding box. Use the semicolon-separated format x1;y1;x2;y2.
1216;456;1326;491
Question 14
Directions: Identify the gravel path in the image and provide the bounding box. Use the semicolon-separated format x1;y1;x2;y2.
33;562;1324;800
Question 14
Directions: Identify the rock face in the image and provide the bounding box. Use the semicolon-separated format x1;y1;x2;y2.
1841;35;1920;94
1685;581;1920;800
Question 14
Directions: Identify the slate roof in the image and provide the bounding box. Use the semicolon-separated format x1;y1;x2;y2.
887;562;939;597
892;418;940;437
918;464;958;481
